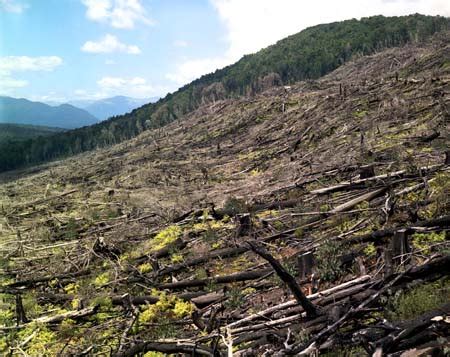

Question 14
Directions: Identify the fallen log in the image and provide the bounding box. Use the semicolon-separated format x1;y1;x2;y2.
373;302;450;354
5;269;91;289
286;255;450;355
150;218;327;279
1;306;98;330
156;268;272;290
310;165;442;195
227;275;371;329
344;215;450;245
12;189;78;210
113;340;215;357
38;290;224;309
329;187;387;213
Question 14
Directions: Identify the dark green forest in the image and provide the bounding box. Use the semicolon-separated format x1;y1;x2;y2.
1;14;448;172
0;124;65;144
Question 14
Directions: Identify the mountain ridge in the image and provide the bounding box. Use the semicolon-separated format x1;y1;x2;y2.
78;95;159;120
0;96;99;129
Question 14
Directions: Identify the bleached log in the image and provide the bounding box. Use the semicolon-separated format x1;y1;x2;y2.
227;275;370;329
329;187;387;213
310;165;442;195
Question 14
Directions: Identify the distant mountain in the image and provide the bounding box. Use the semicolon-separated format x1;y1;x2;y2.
0;96;99;129
0;123;65;144
69;96;159;120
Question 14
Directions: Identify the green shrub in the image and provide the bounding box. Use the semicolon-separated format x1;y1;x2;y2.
315;239;346;282
150;225;182;251
386;278;450;321
222;197;247;216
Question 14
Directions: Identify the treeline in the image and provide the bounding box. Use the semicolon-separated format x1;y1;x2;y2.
0;124;65;144
1;14;448;172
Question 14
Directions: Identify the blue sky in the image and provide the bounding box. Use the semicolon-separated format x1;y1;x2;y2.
1;0;448;102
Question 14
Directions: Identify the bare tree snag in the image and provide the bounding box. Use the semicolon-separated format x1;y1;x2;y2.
247;241;319;317
297;252;315;279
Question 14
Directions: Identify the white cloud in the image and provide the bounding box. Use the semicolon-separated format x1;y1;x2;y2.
74;89;88;96
0;56;63;75
98;76;146;88
81;34;141;54
81;0;153;29
105;59;116;65
166;57;230;85
0;77;28;94
167;0;450;88
173;40;189;48
97;76;161;97
0;56;62;94
0;0;28;13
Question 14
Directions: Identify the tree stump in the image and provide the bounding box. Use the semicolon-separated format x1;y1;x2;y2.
359;164;375;179
392;229;410;266
384;248;394;276
15;294;28;325
236;214;252;237
297;251;315;279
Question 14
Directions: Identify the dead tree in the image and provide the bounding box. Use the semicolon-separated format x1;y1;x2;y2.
247;241;319;317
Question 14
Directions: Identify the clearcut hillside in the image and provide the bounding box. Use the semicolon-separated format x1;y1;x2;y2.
0;32;449;356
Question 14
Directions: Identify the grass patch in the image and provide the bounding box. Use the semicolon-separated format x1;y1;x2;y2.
386;278;450;321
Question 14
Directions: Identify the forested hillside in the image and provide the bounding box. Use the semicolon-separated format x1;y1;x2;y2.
0;14;448;172
0;124;65;144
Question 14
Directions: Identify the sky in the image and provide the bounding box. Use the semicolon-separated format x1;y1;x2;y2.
0;0;449;102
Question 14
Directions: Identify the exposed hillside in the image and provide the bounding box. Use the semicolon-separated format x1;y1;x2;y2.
0;123;65;144
1;14;448;172
0;34;448;355
0;96;99;129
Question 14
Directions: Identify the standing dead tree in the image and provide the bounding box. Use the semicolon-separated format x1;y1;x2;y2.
247;240;319;317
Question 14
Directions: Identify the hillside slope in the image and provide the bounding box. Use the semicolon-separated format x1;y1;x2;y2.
0;14;448;172
0;123;65;144
0;34;449;355
0;96;98;129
